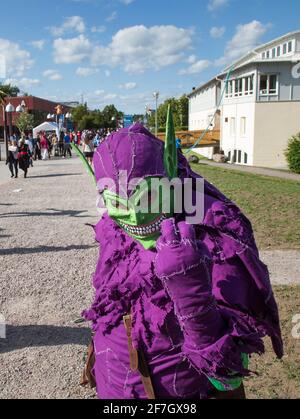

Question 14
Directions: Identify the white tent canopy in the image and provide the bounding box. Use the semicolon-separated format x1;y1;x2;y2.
33;122;66;138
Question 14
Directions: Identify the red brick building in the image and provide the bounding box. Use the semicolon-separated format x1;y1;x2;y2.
0;96;72;138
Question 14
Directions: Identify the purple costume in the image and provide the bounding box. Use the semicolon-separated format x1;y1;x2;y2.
83;124;283;399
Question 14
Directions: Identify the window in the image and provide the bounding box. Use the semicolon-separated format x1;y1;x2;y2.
244;74;254;95
244;153;248;164
240;117;246;136
226;80;233;98
260;75;268;95
233;150;237;163
266;50;270;59
262;52;266;59
277;46;281;57
230;118;236;136
283;43;287;54
269;74;278;94
238;150;242;164
272;48;276;58
260;74;278;96
228;151;231;162
234;78;243;96
288;41;293;53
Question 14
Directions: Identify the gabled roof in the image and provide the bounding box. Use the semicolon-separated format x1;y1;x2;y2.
223;29;300;72
188;29;300;96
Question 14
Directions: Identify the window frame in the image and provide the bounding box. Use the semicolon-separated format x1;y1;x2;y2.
259;73;279;97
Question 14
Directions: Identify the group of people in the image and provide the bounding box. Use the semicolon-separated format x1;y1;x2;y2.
6;136;32;179
5;128;114;179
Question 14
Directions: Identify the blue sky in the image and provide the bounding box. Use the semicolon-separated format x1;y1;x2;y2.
0;0;300;113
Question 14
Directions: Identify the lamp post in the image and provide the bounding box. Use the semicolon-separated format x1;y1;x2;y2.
65;112;72;132
153;91;159;137
5;103;15;159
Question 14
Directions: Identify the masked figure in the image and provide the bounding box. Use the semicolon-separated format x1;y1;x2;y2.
82;118;283;400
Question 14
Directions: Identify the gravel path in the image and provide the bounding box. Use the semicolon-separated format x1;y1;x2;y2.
0;157;299;399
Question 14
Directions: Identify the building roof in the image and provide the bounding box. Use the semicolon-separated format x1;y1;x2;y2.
187;76;221;98
188;29;300;96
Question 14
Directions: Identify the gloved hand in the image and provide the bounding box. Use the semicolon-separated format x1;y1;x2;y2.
155;219;215;319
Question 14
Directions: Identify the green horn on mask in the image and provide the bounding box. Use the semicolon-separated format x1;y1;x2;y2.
164;104;178;179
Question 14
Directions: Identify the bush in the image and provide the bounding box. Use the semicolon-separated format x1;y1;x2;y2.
285;133;300;174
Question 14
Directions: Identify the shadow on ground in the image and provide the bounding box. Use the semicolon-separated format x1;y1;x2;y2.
0;325;91;354
0;244;97;256
0;208;90;219
29;173;82;179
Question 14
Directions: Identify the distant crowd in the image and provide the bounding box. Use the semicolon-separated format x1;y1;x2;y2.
6;128;114;179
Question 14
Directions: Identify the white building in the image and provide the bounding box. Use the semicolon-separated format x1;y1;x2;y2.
188;30;300;168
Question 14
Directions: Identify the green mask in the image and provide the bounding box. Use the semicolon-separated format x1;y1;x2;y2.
103;106;178;250
103;177;175;249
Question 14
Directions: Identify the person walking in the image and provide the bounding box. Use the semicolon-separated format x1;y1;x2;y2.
6;140;19;178
58;131;65;157
40;133;50;160
18;138;30;178
33;134;41;161
25;133;34;167
63;132;72;158
51;133;59;157
83;132;94;165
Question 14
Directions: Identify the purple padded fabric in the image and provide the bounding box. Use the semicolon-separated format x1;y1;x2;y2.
83;123;283;400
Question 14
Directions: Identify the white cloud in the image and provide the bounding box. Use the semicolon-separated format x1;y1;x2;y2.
50;16;85;37
104;93;118;100
91;25;193;74
76;67;99;77
179;59;211;75
43;69;63;80
51;25;193;75
91;26;106;34
0;38;33;78
208;0;230;12
118;82;137;90
5;77;40;89
53;35;92;64
210;26;226;39
30;40;45;50
216;20;270;66
186;55;197;64
105;70;111;77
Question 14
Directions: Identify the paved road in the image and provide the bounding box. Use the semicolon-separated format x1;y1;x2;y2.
0;157;299;399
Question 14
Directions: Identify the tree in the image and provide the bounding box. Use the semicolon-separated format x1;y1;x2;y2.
285;133;300;174
102;105;124;129
16;111;35;135
71;103;89;128
147;95;189;133
0;84;20;98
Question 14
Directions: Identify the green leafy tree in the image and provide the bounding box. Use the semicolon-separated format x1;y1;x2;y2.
0;84;20;97
285;133;300;174
148;95;189;133
71;103;89;128
16;111;35;135
102;105;124;129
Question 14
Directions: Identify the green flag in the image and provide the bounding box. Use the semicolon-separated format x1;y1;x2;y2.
164;105;178;179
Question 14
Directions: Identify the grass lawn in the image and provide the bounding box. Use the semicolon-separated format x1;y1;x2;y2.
190;162;300;250
245;286;300;399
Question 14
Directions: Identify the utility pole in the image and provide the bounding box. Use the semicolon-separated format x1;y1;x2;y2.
153;91;159;137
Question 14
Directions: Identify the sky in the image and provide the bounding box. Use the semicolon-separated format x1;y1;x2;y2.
0;0;300;114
